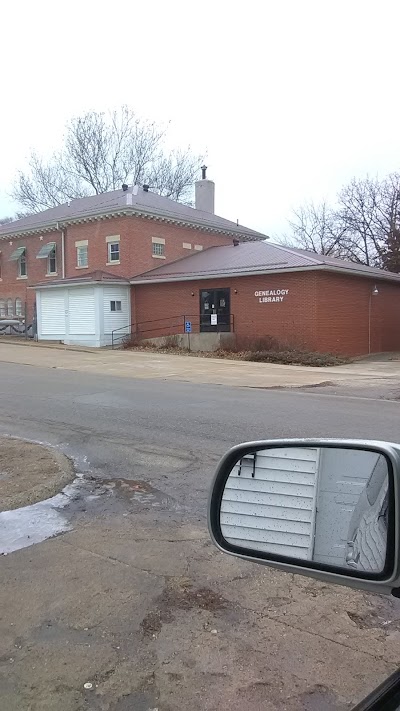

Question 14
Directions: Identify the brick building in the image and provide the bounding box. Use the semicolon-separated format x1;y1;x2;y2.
130;241;400;357
1;176;400;356
0;176;264;344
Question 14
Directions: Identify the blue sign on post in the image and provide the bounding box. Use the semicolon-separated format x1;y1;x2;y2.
185;321;192;333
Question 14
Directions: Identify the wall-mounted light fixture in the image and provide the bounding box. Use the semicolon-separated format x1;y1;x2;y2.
234;289;238;294
369;285;380;353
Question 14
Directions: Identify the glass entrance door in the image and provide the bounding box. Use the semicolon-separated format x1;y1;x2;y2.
200;289;231;332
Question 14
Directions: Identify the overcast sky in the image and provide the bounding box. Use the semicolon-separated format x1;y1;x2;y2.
1;0;399;237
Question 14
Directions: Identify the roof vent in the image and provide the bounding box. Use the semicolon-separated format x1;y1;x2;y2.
143;184;149;192
122;183;128;191
233;238;240;247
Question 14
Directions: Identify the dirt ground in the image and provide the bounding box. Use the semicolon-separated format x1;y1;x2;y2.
2;438;400;710
0;437;74;511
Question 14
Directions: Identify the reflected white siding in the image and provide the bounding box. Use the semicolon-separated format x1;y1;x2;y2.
221;448;319;560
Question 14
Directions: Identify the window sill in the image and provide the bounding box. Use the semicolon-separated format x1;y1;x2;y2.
152;254;166;259
106;261;120;266
17;276;28;280
75;265;89;270
46;273;58;277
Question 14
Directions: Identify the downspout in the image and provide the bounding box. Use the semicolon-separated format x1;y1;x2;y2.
56;222;66;278
61;229;65;279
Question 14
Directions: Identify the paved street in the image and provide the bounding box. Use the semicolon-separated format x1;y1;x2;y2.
1;359;400;709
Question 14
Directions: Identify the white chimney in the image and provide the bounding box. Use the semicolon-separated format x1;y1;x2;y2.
195;165;215;213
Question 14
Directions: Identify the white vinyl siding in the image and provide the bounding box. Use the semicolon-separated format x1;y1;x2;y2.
40;291;66;335
221;448;319;560
36;283;130;347
68;288;95;334
103;287;130;335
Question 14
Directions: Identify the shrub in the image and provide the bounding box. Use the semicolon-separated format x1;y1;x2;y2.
244;349;349;367
230;334;281;353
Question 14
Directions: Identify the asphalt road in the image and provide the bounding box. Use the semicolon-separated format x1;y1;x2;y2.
1;362;400;514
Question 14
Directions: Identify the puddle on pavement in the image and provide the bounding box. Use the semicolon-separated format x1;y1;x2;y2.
101;478;182;512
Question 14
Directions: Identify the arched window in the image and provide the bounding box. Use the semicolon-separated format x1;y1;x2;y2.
15;298;23;317
7;298;14;317
0;299;5;318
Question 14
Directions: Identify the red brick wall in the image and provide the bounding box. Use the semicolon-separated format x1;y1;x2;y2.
316;272;400;355
133;271;319;347
0;230;62;323
63;217;232;281
0;216;232;323
133;270;400;355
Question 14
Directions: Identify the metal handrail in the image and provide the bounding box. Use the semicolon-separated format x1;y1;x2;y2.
111;313;234;349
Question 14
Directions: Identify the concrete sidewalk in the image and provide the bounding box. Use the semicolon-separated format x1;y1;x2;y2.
0;341;399;389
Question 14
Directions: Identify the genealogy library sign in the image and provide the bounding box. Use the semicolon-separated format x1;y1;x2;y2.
255;289;289;303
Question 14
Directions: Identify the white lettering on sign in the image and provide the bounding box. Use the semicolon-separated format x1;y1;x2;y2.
254;289;289;303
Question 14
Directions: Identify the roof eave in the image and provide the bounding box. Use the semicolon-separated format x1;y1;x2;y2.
0;205;267;241
31;279;130;289
130;263;400;285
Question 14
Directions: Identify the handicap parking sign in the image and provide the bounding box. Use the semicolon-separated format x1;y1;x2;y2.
185;321;192;333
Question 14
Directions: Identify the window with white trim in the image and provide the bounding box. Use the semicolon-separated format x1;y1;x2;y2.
0;299;5;317
108;242;120;262
76;244;88;267
152;242;164;256
47;246;57;274
18;250;27;277
15;298;23;317
7;298;14;317
110;300;122;312
152;237;165;257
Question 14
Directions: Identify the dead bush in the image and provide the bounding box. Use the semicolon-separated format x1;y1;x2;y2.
244;349;349;367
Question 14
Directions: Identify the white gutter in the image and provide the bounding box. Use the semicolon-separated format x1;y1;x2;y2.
61;229;65;279
130;264;400;285
56;222;66;279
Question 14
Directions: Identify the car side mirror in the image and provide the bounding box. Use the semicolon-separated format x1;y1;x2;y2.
208;439;400;596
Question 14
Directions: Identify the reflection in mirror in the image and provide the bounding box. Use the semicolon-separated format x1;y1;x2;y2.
220;447;389;574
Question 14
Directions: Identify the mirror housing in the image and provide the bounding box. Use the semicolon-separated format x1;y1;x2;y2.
208;439;400;596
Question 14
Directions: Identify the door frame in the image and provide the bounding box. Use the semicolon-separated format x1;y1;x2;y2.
199;288;231;332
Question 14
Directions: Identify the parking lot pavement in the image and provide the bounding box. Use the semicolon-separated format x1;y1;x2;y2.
2;491;400;710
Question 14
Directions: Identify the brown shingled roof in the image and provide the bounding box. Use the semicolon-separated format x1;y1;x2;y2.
0;185;267;242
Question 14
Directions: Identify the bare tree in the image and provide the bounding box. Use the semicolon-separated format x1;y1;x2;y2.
12;107;204;212
0;216;15;225
286;173;400;271
337;176;383;266
284;201;350;258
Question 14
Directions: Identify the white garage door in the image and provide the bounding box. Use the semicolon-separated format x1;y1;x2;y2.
68;288;95;335
40;290;66;336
